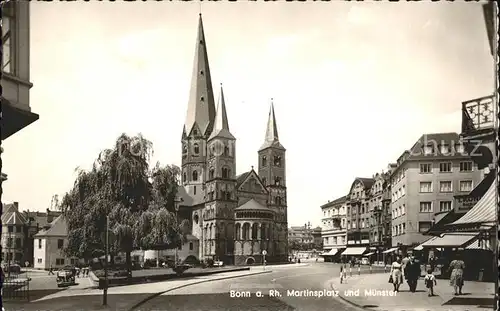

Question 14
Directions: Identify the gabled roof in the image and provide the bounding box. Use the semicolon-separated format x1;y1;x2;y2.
348;177;375;195
34;215;68;237
236;169;268;194
1;203;27;226
320;195;348;208
235;199;272;212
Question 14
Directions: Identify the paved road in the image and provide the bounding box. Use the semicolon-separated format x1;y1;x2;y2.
134;263;373;311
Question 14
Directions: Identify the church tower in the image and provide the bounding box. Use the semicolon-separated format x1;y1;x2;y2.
258;100;288;261
181;14;216;201
205;85;237;264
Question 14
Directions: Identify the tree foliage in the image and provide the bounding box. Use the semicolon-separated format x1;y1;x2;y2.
61;134;187;273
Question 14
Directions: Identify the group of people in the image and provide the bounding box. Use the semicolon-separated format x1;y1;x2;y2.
389;253;465;297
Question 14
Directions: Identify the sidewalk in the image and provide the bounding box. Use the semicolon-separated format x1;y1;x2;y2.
330;272;495;311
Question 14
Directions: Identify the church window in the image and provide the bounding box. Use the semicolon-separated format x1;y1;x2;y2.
183;172;187;183
262;156;267;167
194;186;197;195
182;144;187;154
209;167;215;179
200;96;204;102
193;128;198;136
192;170;198;181
193;214;199;224
222;167;229;179
193;143;200;154
260;224;266;240
274;176;281;186
262;177;267;186
224;145;230;156
275;197;282;205
274;155;282;167
200;70;204;75
251;224;258;239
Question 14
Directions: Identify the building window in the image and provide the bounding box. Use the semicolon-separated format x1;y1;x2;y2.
193;128;198;136
192;170;198;181
274;176;281;186
183;172;187;183
261;156;267;167
262;177;267;186
38;239;42;249
189;242;193;250
56;258;65;265
57;239;64;249
275;197;282;205
402;223;406;234
222;167;229;179
419;202;433;213
439;162;452;172
15;238;21;248
439;181;452;193
401;204;405;215
439;201;452;212
194;185;197;195
418;221;432;233
2;2;14;74
193;143;200;154
274;155;282;167
459;180;473;192
455;144;465;154
459;161;473;172
8;226;13;233
209;167;215;179
419;182;432;193
440;144;450;155
420;163;432;173
37;258;42;264
182;144;187;154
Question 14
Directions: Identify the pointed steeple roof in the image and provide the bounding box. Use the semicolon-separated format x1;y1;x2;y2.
209;84;235;140
184;14;216;137
259;99;285;151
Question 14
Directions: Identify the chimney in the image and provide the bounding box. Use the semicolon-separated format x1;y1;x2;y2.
14;202;19;209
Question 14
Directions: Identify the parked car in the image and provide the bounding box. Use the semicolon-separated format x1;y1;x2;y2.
56;266;76;287
360;258;370;265
3;264;21;274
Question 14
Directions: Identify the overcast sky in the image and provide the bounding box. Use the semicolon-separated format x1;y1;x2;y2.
3;1;493;228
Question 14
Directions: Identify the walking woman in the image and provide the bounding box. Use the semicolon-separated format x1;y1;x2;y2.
448;252;466;295
390;256;403;292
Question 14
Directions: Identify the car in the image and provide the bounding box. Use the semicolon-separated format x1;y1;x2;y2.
360;258;370;265
56;266;76;287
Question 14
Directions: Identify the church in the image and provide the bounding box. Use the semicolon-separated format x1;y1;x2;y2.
176;14;289;265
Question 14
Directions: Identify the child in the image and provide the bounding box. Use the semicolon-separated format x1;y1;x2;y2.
340;263;347;284
424;268;437;296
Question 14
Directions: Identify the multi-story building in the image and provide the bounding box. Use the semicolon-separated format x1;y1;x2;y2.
1;203;28;264
320;196;347;257
389;132;483;249
367;172;392;259
288;224;314;244
175;14;288;265
311;226;322;246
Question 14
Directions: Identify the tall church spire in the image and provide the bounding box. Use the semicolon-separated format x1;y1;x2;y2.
183;14;216;137
259;99;285;151
209;84;235;140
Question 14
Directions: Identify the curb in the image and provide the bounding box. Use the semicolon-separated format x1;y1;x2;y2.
329;280;375;311
127;270;273;311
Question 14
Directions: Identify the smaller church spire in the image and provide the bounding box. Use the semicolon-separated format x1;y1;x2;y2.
259;99;285;151
208;84;235;140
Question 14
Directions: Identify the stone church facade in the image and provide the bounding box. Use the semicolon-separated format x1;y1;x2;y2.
176;14;288;265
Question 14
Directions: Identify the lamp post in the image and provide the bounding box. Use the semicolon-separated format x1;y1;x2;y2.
174;202;180;266
103;215;109;306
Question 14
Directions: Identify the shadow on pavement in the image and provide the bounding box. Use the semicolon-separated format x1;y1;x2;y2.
443;297;494;306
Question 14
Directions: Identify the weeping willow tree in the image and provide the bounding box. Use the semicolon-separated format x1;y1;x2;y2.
61;134;188;276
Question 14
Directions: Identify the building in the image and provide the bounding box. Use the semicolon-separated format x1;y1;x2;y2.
389;132;483;250
33;215;78;270
343;178;375;257
311;226;322;246
320;196;347;258
175;15;288;266
23;209;63;265
288;224;315;245
1;203;28;264
143;235;200;264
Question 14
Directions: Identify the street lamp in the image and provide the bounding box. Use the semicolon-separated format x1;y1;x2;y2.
103;215;109;306
174;200;180;266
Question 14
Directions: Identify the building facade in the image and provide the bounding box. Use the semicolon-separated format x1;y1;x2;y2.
176;15;288;266
346;178;374;249
367;172;392;252
1;203;28;264
320;196;347;252
390;132;483;248
288;224;315;245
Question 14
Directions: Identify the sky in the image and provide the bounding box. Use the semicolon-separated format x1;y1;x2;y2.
3;1;494;228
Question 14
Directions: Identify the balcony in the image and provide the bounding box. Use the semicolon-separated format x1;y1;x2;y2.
461;95;495;137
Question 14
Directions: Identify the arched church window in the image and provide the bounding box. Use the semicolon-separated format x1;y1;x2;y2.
192;170;198;181
274;155;282;167
182;144;187;154
275;197;282;205
209;167;215;179
193;143;200;154
193;128;198;136
183;172;187;183
193;214;199;224
274;176;281;186
222;167;229;179
262;156;267;167
224;145;230;156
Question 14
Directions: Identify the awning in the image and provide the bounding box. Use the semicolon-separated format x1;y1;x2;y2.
321;249;338;256
466;239;492;250
413;245;424;251
341;247;366;256
448;181;496;229
415;233;479;249
382;247;398;254
364;252;375;256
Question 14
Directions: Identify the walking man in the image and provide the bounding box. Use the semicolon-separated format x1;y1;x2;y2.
404;256;421;292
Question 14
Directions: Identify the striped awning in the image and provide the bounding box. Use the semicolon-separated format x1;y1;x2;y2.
382;247;398;254
448;181;496;228
415;233;478;249
321;248;338;256
341;247;366;256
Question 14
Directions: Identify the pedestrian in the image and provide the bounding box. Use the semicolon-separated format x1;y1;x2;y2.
340;263;347;284
424;268;437;296
404;256;420;292
48;265;54;275
389;256;403;292
448;252;465;295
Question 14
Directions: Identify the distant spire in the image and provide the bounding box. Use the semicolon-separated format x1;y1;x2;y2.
183;14;216;137
259;99;285;151
208;84;235;140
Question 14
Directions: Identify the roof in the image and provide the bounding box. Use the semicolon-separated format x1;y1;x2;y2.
236;171;251;187
208;85;235;140
448;180;496;228
425;210;464;235
183;14;216;137
415;232;478;249
320;195;348;208
1;203;27;226
186;234;199;241
235;199;272;212
349;178;375;194
34;215;68;237
236;169;268;194
259;101;285;151
341;247;366;256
